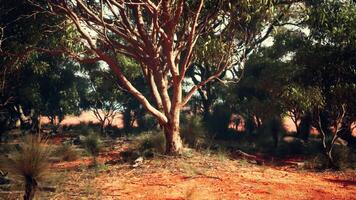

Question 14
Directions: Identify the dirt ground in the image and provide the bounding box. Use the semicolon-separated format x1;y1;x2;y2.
42;141;356;200
1;135;355;200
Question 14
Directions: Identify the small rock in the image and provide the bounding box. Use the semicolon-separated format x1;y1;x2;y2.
132;156;144;168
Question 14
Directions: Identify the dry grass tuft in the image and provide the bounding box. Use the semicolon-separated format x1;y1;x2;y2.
0;134;52;182
0;134;52;200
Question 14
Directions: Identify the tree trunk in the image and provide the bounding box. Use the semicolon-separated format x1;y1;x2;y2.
163;123;183;155
100;120;107;137
327;134;339;169
24;176;37;200
202;98;212;124
123;108;133;131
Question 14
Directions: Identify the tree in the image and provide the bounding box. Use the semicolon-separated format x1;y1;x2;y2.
188;1;298;124
85;65;123;135
0;0;75;133
32;0;297;154
300;0;356;166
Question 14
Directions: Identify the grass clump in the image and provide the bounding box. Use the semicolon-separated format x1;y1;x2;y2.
0;134;52;200
54;143;80;161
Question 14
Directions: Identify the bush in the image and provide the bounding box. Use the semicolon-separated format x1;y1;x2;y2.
83;133;102;165
275;136;305;156
181;115;206;148
332;145;356;170
304;154;329;170
135;131;166;155
137;114;157;131
54;143;79;161
206;103;232;139
0;134;51;200
71;122;99;136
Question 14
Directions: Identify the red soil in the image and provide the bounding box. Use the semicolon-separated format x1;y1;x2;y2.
48;145;356;200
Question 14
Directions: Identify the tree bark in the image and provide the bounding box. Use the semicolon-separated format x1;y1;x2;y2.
163;122;183;155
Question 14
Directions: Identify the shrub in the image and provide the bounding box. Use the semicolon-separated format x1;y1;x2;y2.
304;154;329;170
54;143;79;161
332;145;356;170
83;133;102;165
136;131;166;155
275;136;305;156
181;115;206;148
206;103;232;139
137;114;157;131
0;134;51;200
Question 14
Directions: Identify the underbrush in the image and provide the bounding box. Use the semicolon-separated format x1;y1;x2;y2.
83;133;103;165
181;115;207;149
135;131;166;156
54;143;80;161
304;145;356;170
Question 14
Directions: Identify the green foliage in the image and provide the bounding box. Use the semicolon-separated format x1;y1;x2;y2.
136;114;157;131
307;0;356;47
280;85;324;114
206;103;232;138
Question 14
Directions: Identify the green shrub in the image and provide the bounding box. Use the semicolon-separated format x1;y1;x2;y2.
275;136;305;156
136;131;166;155
54;143;79;161
83;133;102;165
137;114;157;131
206;103;232;139
0;134;52;200
181;115;206;148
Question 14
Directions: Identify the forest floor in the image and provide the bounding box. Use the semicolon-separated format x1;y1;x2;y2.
1;136;356;200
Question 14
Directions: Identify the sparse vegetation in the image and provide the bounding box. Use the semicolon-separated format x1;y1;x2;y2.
181;115;206;149
136;131;166;156
0;0;355;199
54;143;80;162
